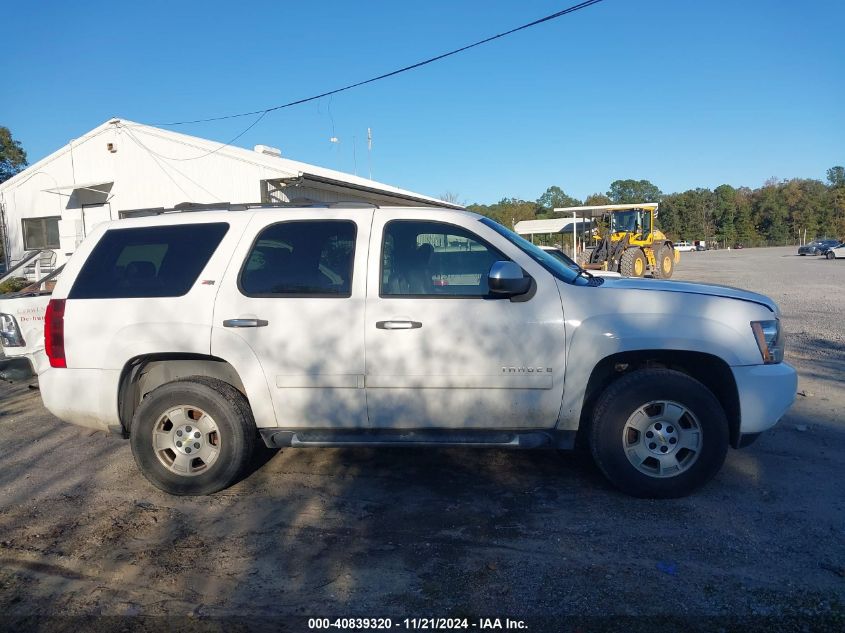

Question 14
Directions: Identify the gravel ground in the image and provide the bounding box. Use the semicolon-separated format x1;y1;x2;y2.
0;246;843;630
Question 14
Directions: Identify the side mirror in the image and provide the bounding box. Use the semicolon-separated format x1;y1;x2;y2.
488;261;531;297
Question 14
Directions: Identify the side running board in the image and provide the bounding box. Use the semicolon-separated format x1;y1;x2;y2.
259;429;575;450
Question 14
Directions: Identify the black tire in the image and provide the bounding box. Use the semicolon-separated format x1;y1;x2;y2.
652;245;675;279
619;248;646;277
130;376;256;495
826;251;835;260
589;369;729;498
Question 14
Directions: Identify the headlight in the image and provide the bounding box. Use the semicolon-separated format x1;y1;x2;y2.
751;319;784;364
0;313;26;347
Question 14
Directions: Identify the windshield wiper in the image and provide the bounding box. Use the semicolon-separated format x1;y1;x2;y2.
575;267;594;282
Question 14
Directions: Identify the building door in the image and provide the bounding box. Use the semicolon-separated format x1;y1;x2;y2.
82;203;113;237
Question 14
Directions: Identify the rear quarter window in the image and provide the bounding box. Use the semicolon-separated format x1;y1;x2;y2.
69;223;229;299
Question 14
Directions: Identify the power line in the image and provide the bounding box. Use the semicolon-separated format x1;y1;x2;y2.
122;126;224;199
142;0;606;160
121;112;269;162
154;0;606;126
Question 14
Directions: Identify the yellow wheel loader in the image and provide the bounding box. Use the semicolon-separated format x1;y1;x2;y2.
582;203;679;278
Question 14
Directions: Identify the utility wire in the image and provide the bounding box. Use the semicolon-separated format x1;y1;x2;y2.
120;112;269;162
123;127;223;200
140;0;606;160
156;0;604;126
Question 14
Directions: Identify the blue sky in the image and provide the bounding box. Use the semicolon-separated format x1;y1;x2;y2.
2;0;843;204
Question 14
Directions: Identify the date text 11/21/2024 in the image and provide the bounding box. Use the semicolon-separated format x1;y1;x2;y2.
307;618;529;630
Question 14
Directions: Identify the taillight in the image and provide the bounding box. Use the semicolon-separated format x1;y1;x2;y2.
44;299;66;368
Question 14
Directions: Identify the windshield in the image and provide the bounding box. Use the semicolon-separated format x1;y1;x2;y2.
479;217;581;284
610;210;639;233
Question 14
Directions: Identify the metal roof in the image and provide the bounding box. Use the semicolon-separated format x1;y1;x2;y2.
553;203;659;218
514;217;589;235
2;118;462;210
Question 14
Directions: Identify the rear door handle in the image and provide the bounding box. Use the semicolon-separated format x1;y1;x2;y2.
223;318;268;328
376;320;422;330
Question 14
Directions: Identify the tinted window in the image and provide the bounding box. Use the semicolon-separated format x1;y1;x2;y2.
240;221;356;297
69;223;229;299
381;221;504;297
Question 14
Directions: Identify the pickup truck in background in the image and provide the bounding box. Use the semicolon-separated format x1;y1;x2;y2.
0;257;62;376
23;206;798;499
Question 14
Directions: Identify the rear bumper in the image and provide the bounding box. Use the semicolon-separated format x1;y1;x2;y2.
732;362;797;437
39;367;121;432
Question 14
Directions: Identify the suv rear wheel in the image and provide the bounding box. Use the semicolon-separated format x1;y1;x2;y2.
130;377;256;495
589;368;729;498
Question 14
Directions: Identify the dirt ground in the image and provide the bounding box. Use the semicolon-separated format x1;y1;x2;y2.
1;246;843;630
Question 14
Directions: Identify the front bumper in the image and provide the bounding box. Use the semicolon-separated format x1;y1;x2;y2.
731;362;797;437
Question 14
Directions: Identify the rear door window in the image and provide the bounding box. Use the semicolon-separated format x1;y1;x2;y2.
239;221;356;297
69;223;229;299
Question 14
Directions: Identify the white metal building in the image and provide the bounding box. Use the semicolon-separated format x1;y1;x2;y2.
0;118;459;272
514;217;591;238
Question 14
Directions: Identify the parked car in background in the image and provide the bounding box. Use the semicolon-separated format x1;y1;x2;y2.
0;267;63;375
798;239;840;256
824;243;845;260
675;241;696;252
819;241;843;256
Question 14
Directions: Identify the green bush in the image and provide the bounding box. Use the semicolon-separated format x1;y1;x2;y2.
0;277;30;295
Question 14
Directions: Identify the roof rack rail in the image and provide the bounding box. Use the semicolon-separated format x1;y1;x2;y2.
159;201;380;213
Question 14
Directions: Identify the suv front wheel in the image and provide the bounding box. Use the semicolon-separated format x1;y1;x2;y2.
130;377;257;495
589;368;729;498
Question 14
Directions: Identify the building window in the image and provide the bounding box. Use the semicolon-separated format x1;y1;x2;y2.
22;217;60;250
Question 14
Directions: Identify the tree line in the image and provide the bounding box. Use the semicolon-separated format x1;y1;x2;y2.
463;169;845;247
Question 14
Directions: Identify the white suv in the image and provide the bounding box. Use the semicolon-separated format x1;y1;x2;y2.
38;206;797;497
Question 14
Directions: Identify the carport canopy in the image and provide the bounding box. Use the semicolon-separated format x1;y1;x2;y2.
552;202;659;218
514;217;587;236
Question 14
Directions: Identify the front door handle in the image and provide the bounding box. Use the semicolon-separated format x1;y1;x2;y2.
223;318;268;328
376;320;422;330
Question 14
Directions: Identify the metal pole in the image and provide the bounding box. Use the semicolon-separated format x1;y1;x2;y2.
572;212;577;259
